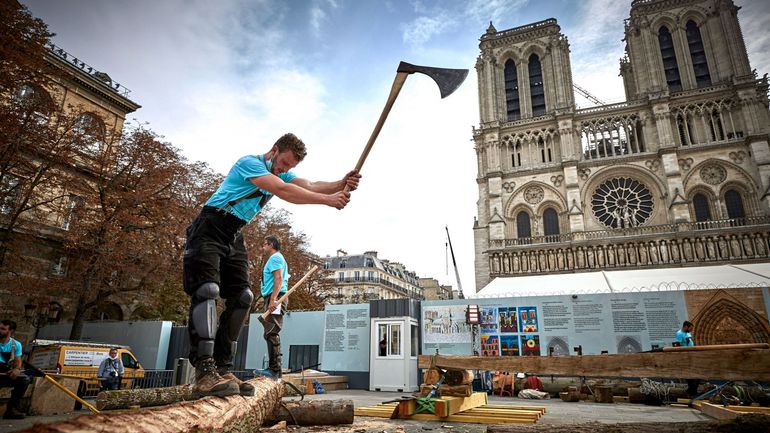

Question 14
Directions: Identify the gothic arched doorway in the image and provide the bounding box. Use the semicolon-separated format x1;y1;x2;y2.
691;291;770;345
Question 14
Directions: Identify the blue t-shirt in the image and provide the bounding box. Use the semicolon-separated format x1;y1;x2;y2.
676;330;694;347
261;252;289;297
206;155;296;223
0;338;22;364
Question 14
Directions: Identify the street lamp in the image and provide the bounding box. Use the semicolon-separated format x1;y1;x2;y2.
24;301;62;342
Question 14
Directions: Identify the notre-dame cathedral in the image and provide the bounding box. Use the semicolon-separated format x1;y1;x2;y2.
472;0;770;291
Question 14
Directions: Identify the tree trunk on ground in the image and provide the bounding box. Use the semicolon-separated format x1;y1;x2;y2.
420;384;473;397
444;369;474;385
96;385;193;410
16;377;282;433
486;414;770;433
265;400;354;426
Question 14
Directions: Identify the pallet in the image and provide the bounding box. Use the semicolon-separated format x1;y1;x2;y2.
355;400;545;424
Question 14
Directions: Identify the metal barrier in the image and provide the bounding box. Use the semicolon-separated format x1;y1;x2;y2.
41;369;259;398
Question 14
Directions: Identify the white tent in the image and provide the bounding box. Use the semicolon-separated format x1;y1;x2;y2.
472;263;770;298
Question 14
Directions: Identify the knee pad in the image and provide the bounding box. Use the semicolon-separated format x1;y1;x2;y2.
192;282;219;341
224;288;254;340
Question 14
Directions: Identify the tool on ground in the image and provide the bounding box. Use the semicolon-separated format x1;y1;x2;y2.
416;368;447;414
345;61;468;192
22;361;100;413
258;265;319;324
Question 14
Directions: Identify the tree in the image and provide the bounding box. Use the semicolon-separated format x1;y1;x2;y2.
58;124;193;339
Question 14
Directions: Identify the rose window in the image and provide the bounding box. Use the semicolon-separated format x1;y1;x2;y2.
591;177;654;228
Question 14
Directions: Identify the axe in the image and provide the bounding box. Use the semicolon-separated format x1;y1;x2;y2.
258;265;319;324
345;62;468;191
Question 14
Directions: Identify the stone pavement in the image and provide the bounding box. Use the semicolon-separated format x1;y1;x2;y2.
0;389;711;433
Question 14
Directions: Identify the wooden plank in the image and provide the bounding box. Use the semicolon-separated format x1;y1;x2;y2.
417;348;770;381
723;405;770;414
354;404;542;424
434;392;488;417
482;404;547;413
699;402;740;420
398;399;417;416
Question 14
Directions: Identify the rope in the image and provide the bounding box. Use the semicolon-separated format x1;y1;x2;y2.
639;378;674;403
279;401;299;425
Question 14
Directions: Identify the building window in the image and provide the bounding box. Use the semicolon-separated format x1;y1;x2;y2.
686;20;711;87
73;113;105;155
676;114;693;146
658;26;682;91
516;211;531;238
340;260;346;268
504;59;520;121
411;324;419;357
543;208;560;240
367;271;375;281
528;54;546;116
15;84;51;124
591;177;654;228
365;258;374;267
512;142;522;168
724;189;745;219
51;256;68;276
323;261;330;269
354;271;360;281
692;193;712;222
0;176;20;215
62;195;82;230
337;272;345;282
377;322;402;357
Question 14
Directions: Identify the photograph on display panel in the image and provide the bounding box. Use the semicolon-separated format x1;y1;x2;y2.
520;334;541;356
519;306;539;333
423;305;472;343
498;307;518;333
480;306;498;334
500;334;520;356
481;335;500;356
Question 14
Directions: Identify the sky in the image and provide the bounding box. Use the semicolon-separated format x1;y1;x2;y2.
22;0;770;297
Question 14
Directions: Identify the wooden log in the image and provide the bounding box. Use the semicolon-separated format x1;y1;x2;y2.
96;385;193;411
265;399;354;425
417;348;770;381
15;377;282;433
486;414;770;432
699;402;741;420
444;369;474;386
433;392;488;417
423;368;441;385
593;385;613;403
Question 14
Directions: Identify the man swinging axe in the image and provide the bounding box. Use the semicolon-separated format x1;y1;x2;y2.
254;61;466;382
183;134;361;398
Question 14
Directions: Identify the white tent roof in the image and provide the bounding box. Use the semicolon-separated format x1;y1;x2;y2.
472;263;770;298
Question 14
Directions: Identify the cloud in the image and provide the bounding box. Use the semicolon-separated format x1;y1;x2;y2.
464;0;529;24
740;1;770;75
401;13;457;46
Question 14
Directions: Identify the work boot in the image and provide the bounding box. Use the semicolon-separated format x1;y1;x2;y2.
192;358;239;398
217;367;256;396
3;408;25;420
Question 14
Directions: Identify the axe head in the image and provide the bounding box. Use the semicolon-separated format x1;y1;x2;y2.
397;61;468;99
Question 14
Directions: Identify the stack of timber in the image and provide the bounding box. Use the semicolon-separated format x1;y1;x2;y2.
282;371;348;392
417;344;770;381
16;377;284;433
355;392;546;425
421;367;474;397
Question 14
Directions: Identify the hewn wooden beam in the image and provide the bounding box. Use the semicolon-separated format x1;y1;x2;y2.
417;348;770;381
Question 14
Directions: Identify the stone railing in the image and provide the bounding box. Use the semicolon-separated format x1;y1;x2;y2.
574;99;646;117
46;43;132;98
488;217;770;276
482;19;558;40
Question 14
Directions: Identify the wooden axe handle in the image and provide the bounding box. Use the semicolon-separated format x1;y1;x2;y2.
344;71;410;192
260;265;319;321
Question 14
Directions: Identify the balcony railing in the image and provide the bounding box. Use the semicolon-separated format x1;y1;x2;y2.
490;216;770;248
487;217;770;277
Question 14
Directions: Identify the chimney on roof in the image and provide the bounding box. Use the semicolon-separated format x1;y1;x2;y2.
364;251;378;258
336;249;347;257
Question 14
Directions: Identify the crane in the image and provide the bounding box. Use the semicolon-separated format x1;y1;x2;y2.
445;225;463;298
573;82;606;106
